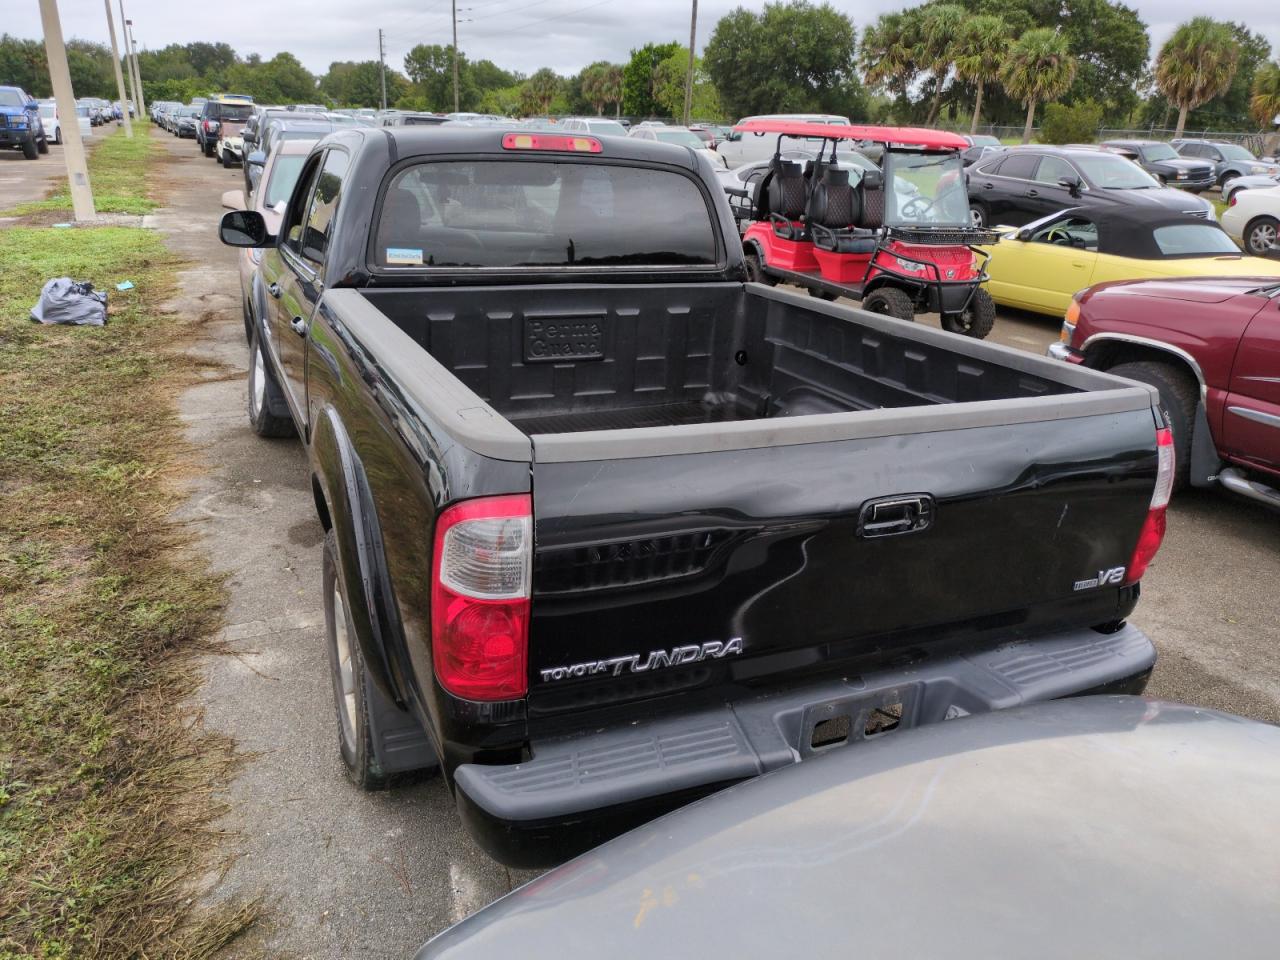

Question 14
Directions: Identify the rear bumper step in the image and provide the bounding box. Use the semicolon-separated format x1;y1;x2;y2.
454;623;1155;863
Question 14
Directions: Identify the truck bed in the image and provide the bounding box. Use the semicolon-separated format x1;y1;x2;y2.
361;282;1077;443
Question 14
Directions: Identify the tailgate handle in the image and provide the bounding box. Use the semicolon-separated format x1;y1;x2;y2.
858;495;935;539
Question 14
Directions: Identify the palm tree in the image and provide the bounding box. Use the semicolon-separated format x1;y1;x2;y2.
1000;28;1077;144
523;68;562;115
914;4;967;127
953;15;1010;135
580;63;608;115
1155;18;1240;140
860;12;916;101
601;64;624;118
1249;60;1280;128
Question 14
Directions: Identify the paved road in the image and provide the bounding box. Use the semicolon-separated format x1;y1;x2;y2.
25;130;1277;957
0;126;104;212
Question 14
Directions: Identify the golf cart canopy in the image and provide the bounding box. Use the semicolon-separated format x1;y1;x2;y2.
732;119;968;151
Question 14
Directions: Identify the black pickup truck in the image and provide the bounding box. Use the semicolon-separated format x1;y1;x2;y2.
220;126;1169;866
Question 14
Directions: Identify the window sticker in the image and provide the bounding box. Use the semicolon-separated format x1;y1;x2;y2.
385;247;424;266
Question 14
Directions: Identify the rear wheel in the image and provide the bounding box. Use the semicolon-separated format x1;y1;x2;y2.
744;249;776;286
54;127;62;145
861;286;915;321
941;288;996;339
1243;216;1278;257
1106;361;1197;491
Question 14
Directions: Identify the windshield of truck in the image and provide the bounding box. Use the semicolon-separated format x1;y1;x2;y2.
885;152;969;226
213;104;254;122
374;160;718;268
1141;144;1179;162
0;90;25;107
265;155;307;208
1074;154;1159;189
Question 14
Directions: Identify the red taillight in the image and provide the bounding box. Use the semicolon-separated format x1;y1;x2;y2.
1124;426;1174;585
502;132;602;153
431;494;531;700
1228;195;1237;207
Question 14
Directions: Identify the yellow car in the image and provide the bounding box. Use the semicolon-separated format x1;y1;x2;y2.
979;207;1280;316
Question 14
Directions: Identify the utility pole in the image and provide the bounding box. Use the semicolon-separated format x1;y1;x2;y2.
103;0;132;136
38;0;95;220
378;29;387;111
451;0;460;113
120;4;145;119
683;0;698;127
116;0;139;118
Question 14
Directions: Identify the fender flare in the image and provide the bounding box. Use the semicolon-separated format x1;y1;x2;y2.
311;406;407;706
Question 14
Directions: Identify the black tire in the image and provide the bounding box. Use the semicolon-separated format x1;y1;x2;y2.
323;529;388;791
1107;361;1197;491
1243;216;1278;257
37;136;49;155
247;326;297;438
744;249;776;286
940;288;997;339
21;137;38;160
861;286;915;321
969;201;989;228
54;127;62;145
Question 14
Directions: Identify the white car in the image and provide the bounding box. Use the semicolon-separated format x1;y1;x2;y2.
1221;184;1280;256
716;113;851;168
559;117;629;139
36;101;62;145
626;124;727;169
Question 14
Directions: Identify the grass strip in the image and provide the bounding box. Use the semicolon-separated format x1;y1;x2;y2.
6;123;159;216
0;224;257;957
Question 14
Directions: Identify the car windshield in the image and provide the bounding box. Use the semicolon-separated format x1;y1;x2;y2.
885;151;969;226
1217;143;1255;161
586;120;627;137
265;155;307;208
654;130;706;149
215;104;254;121
0;90;26;107
1152;224;1241;256
374;160;717;268
1141;144;1179;162
970;135;1000;147
1074;154;1159;189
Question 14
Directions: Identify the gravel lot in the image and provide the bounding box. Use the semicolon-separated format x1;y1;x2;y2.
3;129;1276;958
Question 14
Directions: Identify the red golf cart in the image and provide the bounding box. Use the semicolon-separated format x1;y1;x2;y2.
727;119;999;338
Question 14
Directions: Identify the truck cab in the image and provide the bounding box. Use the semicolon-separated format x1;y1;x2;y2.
0;86;46;160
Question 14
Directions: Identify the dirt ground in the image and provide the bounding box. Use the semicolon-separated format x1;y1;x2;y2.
5;127;1273;958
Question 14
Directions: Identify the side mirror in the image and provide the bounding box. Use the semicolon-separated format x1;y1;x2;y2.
248;150;266;167
221;189;247;211
1016;228;1032;242
219;210;272;247
1057;176;1082;197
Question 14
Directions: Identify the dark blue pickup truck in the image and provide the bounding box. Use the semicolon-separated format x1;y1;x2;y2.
0;86;46;160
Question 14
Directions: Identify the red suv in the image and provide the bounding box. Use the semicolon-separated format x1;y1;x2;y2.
1050;276;1280;507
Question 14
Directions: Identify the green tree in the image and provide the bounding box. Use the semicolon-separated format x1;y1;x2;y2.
653;48;721;120
914;4;966;126
953;15;1010;133
1039;98;1104;143
623;42;680;116
1155;17;1241;139
1000;28;1077;143
578;61;617;115
472;59;517;93
859;12;917;101
1057;0;1149;122
0;34;48;96
704;1;858;119
479;83;524;117
320;60;405;107
1252;61;1280;127
404;44;478;111
521;68;563;115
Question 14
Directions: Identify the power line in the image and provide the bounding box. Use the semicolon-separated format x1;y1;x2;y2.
466;0;616;38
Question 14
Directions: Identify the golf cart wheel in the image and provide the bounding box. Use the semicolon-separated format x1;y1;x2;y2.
1244;217;1278;257
861;287;915;321
744;250;776;286
941;288;997;339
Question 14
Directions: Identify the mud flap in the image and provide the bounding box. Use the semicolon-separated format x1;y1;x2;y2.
363;669;439;775
1190;401;1221;489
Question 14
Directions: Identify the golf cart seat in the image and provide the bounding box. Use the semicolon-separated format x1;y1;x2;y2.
808;168;877;253
766;159;808;240
857;168;886;229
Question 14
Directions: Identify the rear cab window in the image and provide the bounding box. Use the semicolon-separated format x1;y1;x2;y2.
373;159;719;269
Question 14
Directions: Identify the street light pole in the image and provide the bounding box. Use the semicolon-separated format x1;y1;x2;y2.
127;20;146;117
683;0;698;126
103;0;132;136
378;29;387;111
37;0;96;220
116;0;139;117
451;0;460;113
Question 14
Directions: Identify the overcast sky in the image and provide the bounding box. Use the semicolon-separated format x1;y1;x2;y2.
13;0;1280;81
